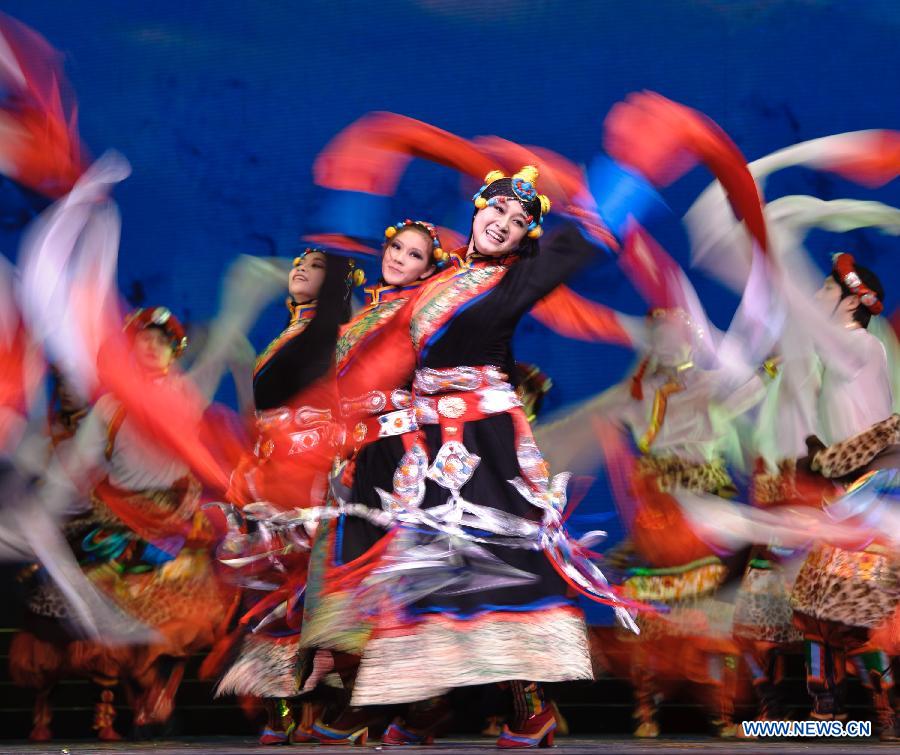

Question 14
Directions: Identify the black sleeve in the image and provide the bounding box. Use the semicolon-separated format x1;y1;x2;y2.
252;255;351;410
501;222;605;319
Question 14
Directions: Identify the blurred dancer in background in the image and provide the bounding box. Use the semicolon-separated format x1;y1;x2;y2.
8;371;91;741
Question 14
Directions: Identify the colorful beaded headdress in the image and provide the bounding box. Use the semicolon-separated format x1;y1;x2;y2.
383;219;451;269
471;165;551;238
832;253;883;315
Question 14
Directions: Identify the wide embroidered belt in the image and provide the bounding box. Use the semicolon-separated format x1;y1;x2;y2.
342;389;416;449
350;407;417;445
254;405;342;459
341;389;413;418
414;365;508;394
412;365;522;425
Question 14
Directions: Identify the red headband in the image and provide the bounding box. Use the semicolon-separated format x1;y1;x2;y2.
833;253;883;315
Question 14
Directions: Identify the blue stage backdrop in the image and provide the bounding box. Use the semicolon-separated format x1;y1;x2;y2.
2;2;899;601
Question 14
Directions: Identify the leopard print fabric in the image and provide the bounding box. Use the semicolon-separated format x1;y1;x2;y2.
791;544;900;629
734;466;805;643
812;413;900;479
734;563;804;643
752;460;799;507
635;455;734;495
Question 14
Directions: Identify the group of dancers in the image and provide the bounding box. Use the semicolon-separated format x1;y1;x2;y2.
1;10;899;748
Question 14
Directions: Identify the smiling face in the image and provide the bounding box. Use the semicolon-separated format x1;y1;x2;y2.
469;197;530;257
289;251;327;302
381;227;435;286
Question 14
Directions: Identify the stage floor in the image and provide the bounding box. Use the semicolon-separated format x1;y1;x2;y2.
1;737;897;754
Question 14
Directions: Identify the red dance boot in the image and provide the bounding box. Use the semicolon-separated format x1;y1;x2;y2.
259;698;296;745
382;696;452;746
631;664;660;738
497;682;556;749
291;701;325;743
710;655;738;739
869;670;899;742
310;706;377;746
143;660;186;726
497;707;556;749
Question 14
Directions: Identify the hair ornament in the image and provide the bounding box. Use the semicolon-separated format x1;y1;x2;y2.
349;264;367;287
832;253;883;315
472;164;551;238
293;248;326;267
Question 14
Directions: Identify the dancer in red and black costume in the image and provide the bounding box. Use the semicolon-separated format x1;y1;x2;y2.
300;220;456;745
337;163;653;749
214;249;356;745
282;94;769;748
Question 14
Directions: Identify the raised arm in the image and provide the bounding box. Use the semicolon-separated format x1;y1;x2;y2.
188;255;289;403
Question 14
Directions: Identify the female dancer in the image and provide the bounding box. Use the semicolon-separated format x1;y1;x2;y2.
300;220;454;745
215;249;356;745
343;164;649;749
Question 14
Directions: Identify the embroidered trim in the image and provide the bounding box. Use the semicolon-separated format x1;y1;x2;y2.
341;391;387;418
414;365;506;394
336;298;407;371
410;266;508;352
254;405;341;458
622;561;726;603
351;607;590;706
254;315;315;377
